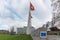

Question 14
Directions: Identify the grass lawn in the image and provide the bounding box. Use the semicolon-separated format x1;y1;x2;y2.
0;34;33;40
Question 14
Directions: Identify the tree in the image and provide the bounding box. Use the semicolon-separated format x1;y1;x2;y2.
50;27;60;31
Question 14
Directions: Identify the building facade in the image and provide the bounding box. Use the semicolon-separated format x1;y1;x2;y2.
51;0;60;28
0;30;9;34
46;21;52;28
31;27;47;37
17;26;35;34
17;27;27;34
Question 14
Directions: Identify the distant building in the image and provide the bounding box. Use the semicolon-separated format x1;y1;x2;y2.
51;0;60;28
46;21;52;28
0;30;9;34
17;26;35;34
31;26;47;37
10;27;15;35
17;27;26;34
40;22;52;31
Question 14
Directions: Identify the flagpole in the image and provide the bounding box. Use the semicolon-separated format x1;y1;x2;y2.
27;6;32;34
27;2;34;34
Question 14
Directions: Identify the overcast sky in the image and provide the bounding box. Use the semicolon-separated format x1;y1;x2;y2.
0;0;52;30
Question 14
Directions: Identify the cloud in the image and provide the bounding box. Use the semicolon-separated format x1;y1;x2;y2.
31;0;48;11
32;16;43;28
0;24;9;30
0;17;27;27
0;0;52;30
31;0;52;23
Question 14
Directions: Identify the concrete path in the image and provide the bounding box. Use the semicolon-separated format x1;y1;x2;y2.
32;37;40;40
32;37;47;40
47;35;60;40
32;35;60;40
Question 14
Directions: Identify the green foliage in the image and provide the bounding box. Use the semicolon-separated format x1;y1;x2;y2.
0;34;33;40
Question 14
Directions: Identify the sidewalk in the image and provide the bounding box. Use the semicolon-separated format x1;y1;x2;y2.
32;37;47;40
32;35;60;40
32;37;40;40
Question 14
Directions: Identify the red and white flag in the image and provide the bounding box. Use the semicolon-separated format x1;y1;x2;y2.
30;2;35;18
30;2;35;11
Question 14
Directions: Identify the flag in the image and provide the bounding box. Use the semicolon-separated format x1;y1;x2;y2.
30;2;35;18
30;2;35;11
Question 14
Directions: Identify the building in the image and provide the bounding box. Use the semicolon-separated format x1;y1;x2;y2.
10;27;15;35
17;26;35;34
0;30;9;34
17;27;26;34
46;21;52;28
31;25;47;37
51;0;60;28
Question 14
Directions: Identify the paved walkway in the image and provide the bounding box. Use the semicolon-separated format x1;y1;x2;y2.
32;37;47;40
32;37;40;40
47;35;60;40
32;35;60;40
